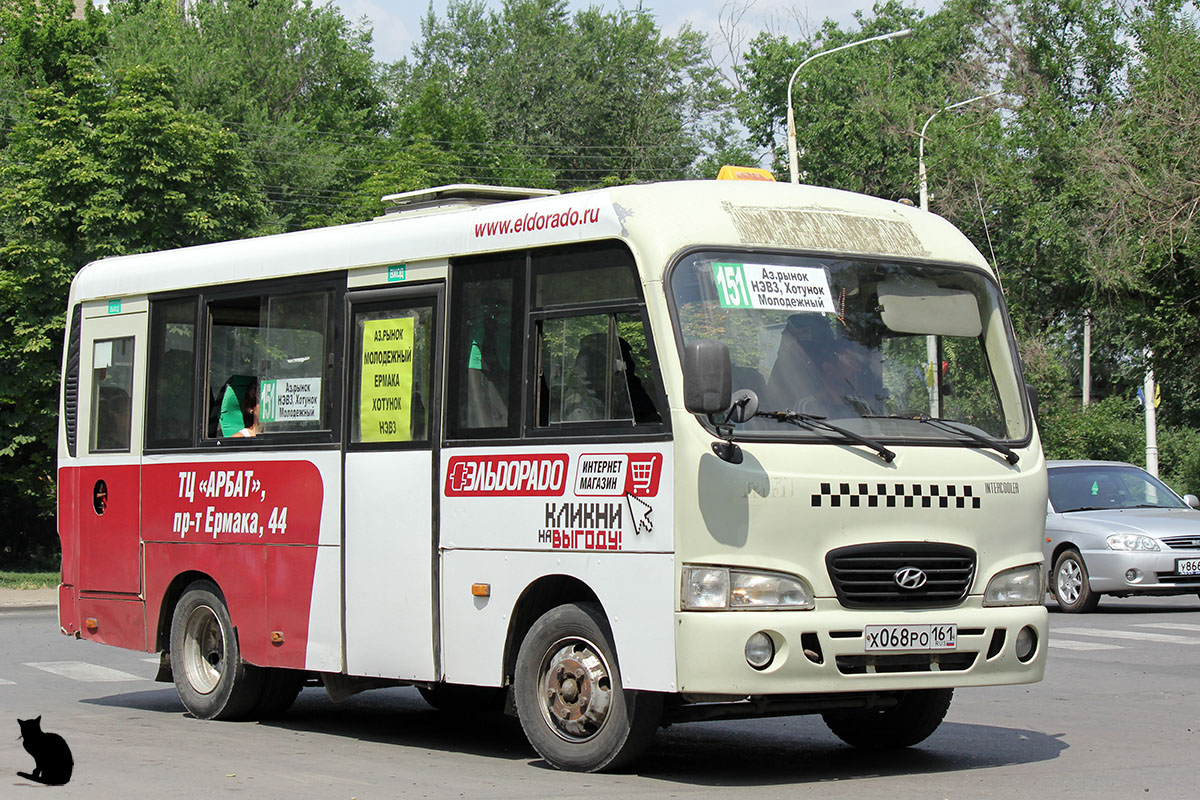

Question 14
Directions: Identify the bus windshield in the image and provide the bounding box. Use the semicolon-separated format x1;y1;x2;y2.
670;251;1029;443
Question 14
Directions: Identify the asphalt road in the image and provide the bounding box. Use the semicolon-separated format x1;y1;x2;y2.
3;596;1198;799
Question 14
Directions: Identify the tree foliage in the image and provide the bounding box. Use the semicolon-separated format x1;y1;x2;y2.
0;50;265;567
104;0;389;230
398;0;739;188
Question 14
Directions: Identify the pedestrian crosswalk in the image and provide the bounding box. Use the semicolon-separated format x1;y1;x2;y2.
0;659;151;686
1050;622;1200;651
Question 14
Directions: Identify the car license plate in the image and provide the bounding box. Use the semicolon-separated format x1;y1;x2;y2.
1177;558;1200;576
864;624;958;652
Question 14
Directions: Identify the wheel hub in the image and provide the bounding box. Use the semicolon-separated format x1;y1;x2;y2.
540;639;612;742
1058;561;1082;603
181;605;225;695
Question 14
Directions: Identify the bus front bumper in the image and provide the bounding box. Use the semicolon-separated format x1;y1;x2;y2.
674;598;1047;696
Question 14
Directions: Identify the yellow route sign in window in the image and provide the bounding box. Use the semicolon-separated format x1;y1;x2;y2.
360;317;415;442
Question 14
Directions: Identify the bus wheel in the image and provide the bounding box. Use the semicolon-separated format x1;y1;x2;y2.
170;581;264;720
1053;549;1100;613
514;602;661;772
253;669;306;718
418;684;505;715
822;688;953;749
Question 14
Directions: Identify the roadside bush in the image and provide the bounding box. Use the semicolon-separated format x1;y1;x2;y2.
1157;427;1200;497
1039;395;1144;463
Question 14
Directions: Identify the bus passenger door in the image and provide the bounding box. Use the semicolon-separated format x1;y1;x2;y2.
343;286;442;679
76;303;146;596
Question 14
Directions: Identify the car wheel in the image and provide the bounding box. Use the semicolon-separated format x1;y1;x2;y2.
822;689;953;749
514;602;662;772
170;580;265;720
1053;549;1101;613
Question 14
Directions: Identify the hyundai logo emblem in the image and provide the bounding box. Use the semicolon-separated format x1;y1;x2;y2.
894;566;928;590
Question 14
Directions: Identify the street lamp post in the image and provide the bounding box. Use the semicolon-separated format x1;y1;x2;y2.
786;28;913;185
917;91;1000;211
915;90;999;417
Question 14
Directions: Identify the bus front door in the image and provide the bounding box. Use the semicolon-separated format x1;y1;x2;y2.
342;286;443;680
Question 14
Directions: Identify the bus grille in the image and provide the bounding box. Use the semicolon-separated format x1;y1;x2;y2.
835;652;978;675
826;542;976;608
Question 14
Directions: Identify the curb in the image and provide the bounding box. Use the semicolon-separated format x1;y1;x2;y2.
0;588;59;611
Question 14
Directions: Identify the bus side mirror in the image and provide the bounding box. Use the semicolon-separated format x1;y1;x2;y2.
1025;383;1040;425
684;339;732;415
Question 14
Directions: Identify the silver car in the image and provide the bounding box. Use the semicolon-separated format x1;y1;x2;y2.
1045;460;1200;612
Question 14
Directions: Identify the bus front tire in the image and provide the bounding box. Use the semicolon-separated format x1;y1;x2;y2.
170;581;265;720
514;602;662;772
822;688;953;749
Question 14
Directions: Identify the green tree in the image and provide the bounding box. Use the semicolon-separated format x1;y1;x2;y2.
738;0;997;196
401;0;740;188
104;0;389;230
0;59;266;567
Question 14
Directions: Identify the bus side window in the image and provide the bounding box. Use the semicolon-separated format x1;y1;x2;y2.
530;242;664;431
90;337;135;453
539;314;662;425
146;297;197;449
205;289;335;439
447;255;523;439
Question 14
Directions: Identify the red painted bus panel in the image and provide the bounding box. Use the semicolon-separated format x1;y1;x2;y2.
58;584;78;635
77;595;146;650
76;464;143;594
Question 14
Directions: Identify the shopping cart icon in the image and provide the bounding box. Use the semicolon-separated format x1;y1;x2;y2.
628;455;658;496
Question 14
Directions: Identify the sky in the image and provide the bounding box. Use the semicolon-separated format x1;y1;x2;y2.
331;0;945;65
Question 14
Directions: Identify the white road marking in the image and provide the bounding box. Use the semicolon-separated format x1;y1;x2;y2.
1054;627;1200;645
1049;639;1122;651
1135;622;1200;633
25;661;146;682
0;676;15;685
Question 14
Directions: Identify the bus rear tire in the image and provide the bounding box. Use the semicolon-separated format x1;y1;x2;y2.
514;602;662;772
253;668;306;718
170;581;264;720
822;688;953;749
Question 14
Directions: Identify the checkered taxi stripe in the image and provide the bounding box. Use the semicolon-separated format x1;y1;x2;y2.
811;482;981;509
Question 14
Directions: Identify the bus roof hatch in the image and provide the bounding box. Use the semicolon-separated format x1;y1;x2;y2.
378;184;560;219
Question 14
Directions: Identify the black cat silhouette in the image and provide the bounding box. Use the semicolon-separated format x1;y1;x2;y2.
16;716;73;785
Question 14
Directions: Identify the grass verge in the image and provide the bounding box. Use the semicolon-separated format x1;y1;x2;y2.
0;571;59;590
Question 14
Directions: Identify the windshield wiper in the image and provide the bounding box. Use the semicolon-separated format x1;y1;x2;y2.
756;410;896;463
905;414;1019;465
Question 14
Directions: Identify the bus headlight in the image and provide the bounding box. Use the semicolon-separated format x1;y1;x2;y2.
682;566;814;610
983;564;1043;606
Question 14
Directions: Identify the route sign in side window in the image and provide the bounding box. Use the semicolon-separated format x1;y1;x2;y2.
90;337;135;453
206;289;335;439
349;304;434;444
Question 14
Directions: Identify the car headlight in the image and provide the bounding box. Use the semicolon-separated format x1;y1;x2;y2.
1106;534;1161;551
983;564;1043;607
682;566;814;610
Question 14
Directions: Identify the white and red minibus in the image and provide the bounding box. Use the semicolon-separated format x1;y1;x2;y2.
58;178;1048;772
